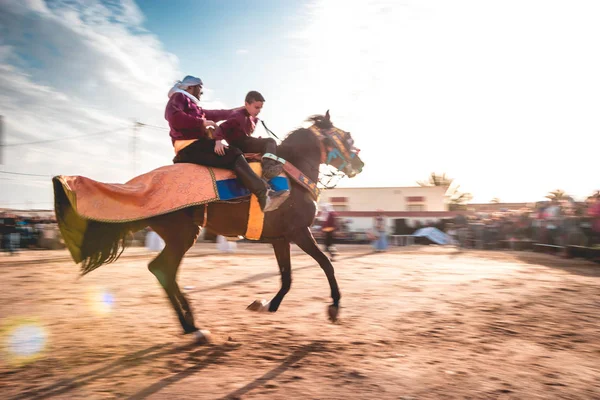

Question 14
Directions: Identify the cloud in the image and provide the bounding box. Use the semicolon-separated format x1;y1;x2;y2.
0;0;185;208
276;0;600;202
1;0;599;208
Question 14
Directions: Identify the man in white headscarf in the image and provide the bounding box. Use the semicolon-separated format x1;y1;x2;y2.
166;75;231;153
165;75;285;212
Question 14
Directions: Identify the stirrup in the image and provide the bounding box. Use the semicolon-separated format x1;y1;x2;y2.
262;163;283;180
262;153;286;164
261;153;285;180
263;188;290;212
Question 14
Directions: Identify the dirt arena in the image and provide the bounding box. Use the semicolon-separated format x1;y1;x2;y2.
1;244;599;399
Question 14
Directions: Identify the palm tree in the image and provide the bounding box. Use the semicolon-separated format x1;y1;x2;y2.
417;172;453;187
588;190;600;200
545;189;569;201
418;172;472;210
448;191;473;211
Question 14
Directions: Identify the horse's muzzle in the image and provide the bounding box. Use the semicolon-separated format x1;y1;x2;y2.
345;159;364;178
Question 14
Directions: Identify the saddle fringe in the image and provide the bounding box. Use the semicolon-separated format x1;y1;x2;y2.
53;177;133;275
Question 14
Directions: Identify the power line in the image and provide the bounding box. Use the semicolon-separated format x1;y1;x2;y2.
0;121;166;181
0;177;49;182
0;171;51;177
137;122;168;131
2;126;130;147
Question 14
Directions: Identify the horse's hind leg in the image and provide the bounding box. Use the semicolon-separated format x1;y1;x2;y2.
148;211;200;335
148;248;197;334
290;226;341;322
247;238;292;313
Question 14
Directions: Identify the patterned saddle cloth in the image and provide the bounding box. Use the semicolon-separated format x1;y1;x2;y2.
52;162;289;223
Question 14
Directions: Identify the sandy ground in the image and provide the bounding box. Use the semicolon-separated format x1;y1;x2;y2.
0;244;599;399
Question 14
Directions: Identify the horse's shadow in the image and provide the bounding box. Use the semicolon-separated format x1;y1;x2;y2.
131;339;329;400
12;339;330;400
11;341;240;400
219;340;330;400
127;343;240;400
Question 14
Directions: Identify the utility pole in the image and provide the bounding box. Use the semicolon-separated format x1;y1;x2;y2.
131;120;142;176
0;115;4;165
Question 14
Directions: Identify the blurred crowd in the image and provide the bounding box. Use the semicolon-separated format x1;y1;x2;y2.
446;195;600;249
3;193;599;256
0;213;62;254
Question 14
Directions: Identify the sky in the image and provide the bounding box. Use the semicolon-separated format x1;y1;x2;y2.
0;0;599;209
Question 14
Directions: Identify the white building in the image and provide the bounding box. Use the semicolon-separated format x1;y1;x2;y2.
318;186;460;234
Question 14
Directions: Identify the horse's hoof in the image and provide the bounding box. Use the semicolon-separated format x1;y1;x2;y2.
247;299;270;312
193;329;211;344
328;305;339;322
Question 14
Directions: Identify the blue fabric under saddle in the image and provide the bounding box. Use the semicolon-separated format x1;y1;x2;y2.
216;175;289;201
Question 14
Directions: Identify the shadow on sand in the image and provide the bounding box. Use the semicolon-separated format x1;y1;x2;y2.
10;341;240;400
219;340;330;400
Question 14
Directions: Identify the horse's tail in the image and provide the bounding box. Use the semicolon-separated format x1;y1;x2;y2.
79;220;133;276
53;177;138;276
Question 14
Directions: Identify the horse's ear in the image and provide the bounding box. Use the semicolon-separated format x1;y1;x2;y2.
325;110;330;121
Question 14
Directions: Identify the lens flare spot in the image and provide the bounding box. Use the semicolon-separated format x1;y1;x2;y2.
1;319;47;366
86;287;115;316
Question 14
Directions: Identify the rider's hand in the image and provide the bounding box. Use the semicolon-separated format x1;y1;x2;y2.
214;140;227;156
203;119;217;128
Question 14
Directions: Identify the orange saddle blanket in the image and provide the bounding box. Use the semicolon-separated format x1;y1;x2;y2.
52;163;289;223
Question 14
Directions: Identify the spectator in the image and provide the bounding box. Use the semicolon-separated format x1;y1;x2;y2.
588;194;600;246
373;210;388;252
2;214;18;255
544;199;562;245
320;203;339;261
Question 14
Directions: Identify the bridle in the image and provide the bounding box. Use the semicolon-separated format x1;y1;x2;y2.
262;120;360;195
307;124;360;189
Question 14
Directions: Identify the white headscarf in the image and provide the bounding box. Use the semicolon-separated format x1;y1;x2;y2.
168;75;203;103
320;203;334;221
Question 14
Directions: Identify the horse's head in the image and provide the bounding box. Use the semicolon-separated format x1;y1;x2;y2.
308;110;364;178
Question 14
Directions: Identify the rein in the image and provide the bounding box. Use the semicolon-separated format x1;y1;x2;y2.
261;120;281;141
262;121;352;199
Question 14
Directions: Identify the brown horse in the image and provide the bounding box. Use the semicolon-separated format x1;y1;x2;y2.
53;112;364;340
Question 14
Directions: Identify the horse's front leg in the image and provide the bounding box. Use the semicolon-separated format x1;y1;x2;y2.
291;226;341;322
247;238;292;313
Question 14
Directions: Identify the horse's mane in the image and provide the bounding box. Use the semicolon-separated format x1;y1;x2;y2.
279;114;333;152
306;114;334;130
